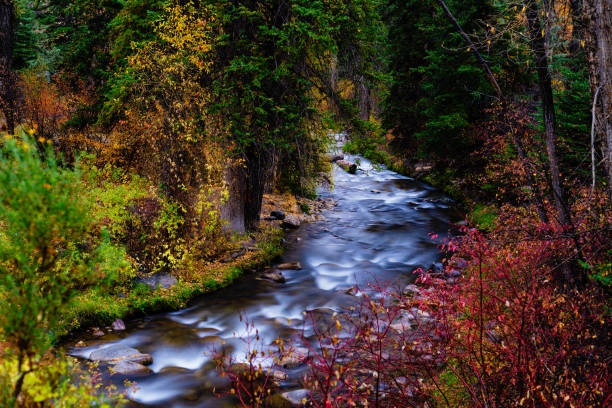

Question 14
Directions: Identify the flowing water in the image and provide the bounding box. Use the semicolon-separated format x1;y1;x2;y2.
70;152;458;407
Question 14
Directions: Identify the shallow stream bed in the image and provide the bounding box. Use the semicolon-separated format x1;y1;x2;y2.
70;153;459;407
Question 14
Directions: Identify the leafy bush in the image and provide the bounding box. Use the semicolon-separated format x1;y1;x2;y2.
0;133;130;405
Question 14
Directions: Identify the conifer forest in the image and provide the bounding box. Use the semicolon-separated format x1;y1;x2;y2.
0;0;610;407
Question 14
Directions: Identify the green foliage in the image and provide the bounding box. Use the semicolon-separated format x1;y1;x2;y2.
0;351;125;408
12;0;38;69
85;162;150;239
580;253;612;288
469;203;498;232
343;133;392;166
554;63;593;182
0;133;130;405
381;0;513;159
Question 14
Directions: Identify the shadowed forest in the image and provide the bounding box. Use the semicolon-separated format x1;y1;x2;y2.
0;0;610;407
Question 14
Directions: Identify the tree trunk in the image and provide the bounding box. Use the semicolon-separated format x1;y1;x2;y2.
0;0;15;134
525;1;589;286
243;146;270;231
330;54;338;93
437;0;549;224
583;0;612;194
221;163;247;233
525;1;572;228
357;75;371;121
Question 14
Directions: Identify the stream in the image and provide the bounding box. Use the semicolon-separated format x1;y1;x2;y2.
70;151;458;407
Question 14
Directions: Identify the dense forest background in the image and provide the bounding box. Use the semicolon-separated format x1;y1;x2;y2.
0;0;610;406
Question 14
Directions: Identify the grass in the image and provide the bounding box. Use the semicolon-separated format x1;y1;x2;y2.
59;225;284;337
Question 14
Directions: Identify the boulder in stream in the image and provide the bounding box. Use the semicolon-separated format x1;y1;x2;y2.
279;347;309;368
89;344;153;365
276;261;302;270
260;269;286;283
279;389;309;406
92;327;105;337
111;360;153;376
336;159;357;174
111;318;126;331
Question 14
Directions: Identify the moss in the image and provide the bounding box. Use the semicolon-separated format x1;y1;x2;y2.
469;204;498;232
58;225;284;338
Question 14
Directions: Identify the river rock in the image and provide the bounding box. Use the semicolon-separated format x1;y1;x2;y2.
276;261;302;270
111;319;126;331
271;370;288;381
281;214;301;229
111;360;153;376
92;327;105;337
279;347;309;368
270;210;285;220
330;154;344;162
446;269;461;278
89;344;153;365
336;160;357;174
279;389;309;406
260;269;286;283
403;284;421;296
390;314;415;333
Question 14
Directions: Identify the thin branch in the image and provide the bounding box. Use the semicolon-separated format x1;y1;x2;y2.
590;85;602;196
436;0;503;99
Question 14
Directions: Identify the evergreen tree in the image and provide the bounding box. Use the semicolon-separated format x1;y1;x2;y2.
382;0;504;160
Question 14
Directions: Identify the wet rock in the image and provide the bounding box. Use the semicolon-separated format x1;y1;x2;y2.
336;160;357;174
277;262;302;270
110;360;152;376
92;328;105;337
271;370;288;381
75;340;86;348
281;215;301;229
330;154;344;162
280;389;309;406
447;269;461;278
111;319;126;331
429;262;444;273
160;366;191;375
89;344;153;365
279;347;309;368
260;269;286;283
403;284;421;296
270;210;285;220
390;316;414;333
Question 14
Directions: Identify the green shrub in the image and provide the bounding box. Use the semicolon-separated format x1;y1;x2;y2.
0;133;130;406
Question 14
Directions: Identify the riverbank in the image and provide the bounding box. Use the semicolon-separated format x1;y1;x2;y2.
58;192;332;340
